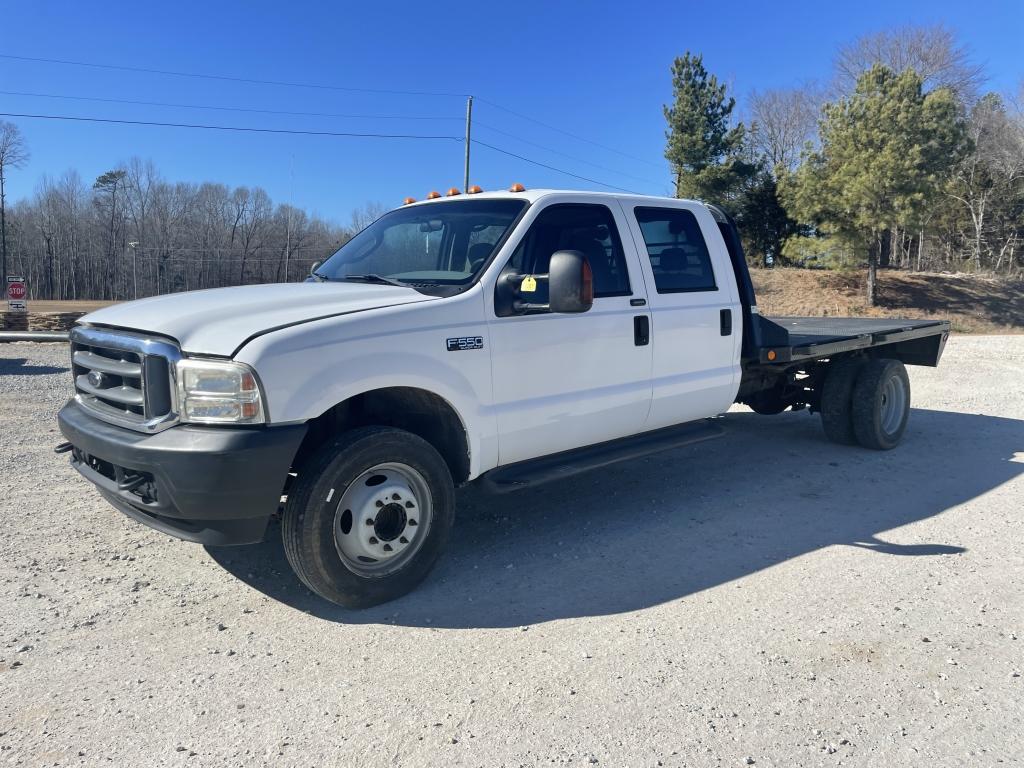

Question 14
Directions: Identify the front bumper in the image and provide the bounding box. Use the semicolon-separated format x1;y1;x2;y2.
58;399;307;545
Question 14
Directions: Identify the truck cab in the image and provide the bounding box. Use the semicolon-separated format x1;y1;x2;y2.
58;186;948;608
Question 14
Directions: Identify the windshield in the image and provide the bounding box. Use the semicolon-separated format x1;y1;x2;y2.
315;199;527;295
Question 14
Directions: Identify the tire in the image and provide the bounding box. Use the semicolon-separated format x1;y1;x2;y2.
851;359;911;450
282;426;455;608
747;392;789;415
820;357;865;445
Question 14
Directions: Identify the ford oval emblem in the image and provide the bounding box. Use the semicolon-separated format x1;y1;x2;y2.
88;370;107;388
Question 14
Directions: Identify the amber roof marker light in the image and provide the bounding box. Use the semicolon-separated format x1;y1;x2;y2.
426;190;442;200
446;187;461;196
467;185;483;194
402;196;416;205
509;182;526;192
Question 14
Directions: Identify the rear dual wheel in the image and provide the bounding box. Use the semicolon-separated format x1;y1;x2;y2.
820;357;910;450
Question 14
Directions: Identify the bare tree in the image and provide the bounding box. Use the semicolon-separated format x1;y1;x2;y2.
7;155;348;300
746;85;822;170
0;121;30;290
947;93;1024;270
349;201;386;233
834;24;985;103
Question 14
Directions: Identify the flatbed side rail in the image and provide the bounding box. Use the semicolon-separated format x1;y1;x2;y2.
757;320;950;366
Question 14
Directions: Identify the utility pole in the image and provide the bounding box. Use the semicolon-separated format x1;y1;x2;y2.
285;154;293;282
464;96;473;192
128;241;138;299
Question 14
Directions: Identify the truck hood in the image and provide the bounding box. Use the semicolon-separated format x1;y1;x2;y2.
80;282;438;356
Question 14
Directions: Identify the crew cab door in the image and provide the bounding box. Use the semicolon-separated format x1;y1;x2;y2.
619;201;742;429
485;200;653;465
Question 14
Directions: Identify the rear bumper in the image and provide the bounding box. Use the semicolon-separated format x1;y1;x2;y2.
58;399;307;545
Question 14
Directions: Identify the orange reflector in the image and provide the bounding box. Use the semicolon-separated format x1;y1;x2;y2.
767;350;777;361
402;196;416;205
447;187;461;196
509;182;525;192
426;190;441;200
467;185;483;194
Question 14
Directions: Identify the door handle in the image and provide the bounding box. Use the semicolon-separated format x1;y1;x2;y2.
634;315;649;346
720;308;732;336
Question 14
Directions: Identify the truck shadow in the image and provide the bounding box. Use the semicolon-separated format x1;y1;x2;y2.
0;357;69;376
206;407;1023;628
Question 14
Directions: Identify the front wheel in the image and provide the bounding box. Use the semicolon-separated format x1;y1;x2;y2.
282;426;455;608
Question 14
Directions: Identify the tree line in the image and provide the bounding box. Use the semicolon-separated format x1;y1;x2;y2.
664;24;1023;303
0;147;386;301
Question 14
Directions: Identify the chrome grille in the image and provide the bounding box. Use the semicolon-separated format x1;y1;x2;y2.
70;326;181;432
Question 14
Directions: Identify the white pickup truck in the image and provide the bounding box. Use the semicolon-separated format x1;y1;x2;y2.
57;187;949;607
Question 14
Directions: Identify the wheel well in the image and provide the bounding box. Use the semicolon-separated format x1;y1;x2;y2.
292;387;471;485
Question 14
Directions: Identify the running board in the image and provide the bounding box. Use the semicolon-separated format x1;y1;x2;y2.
479;419;725;493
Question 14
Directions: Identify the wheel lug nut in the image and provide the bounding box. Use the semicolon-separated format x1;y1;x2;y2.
392;493;401;501
399;536;409;544
408;519;417;526
405;501;415;509
369;537;378;545
365;518;375;526
382;543;393;552
375;500;384;508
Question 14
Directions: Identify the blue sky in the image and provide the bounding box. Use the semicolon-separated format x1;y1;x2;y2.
2;0;1021;221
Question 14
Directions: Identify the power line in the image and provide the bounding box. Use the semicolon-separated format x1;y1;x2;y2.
474;120;663;187
0;89;460;122
1;90;663;188
471;139;640;194
2;110;636;191
1;52;663;171
0;112;461;141
474;96;664;170
0;53;467;98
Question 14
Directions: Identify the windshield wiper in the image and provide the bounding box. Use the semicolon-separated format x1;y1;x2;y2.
339;273;407;287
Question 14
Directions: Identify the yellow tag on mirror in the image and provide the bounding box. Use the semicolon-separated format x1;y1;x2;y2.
521;275;537;292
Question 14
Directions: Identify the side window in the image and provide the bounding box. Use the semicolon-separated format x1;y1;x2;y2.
634;207;717;293
506;204;631;301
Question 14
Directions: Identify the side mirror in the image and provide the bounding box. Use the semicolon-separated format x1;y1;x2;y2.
547;250;593;313
310;260;322;276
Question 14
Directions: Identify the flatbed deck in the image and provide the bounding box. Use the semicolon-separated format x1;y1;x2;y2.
754;315;950;365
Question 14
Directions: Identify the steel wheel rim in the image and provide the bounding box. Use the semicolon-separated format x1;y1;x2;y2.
880;374;906;435
333;462;432;578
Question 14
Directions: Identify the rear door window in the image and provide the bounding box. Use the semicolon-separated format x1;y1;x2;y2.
634;207;717;293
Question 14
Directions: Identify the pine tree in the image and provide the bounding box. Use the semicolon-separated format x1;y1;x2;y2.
663;53;750;201
782;65;967;304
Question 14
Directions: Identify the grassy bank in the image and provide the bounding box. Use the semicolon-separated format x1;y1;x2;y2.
751;268;1024;333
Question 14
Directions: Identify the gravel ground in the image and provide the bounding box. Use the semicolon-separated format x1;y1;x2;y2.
1;336;1022;767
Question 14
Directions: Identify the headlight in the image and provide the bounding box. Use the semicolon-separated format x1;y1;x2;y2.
175;359;265;424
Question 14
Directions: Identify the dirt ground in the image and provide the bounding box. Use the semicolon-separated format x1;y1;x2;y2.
15;301;117;314
751;269;1024;334
0;337;1022;767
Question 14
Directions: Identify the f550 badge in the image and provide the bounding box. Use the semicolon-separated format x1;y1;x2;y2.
447;336;484;352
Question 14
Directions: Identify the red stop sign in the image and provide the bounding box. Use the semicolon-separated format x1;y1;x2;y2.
8;282;26;300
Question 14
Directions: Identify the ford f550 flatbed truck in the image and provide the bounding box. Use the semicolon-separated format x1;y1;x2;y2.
57;187;949;607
